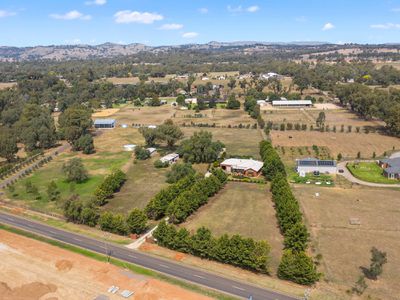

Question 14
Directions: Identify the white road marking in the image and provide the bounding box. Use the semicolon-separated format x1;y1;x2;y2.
193;274;205;279
232;285;246;291
73;238;83;242
159;264;170;269
128;255;138;259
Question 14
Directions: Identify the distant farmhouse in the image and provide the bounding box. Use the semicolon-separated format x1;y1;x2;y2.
94;119;116;129
160;153;179;164
379;158;400;180
220;158;264;177
296;158;337;177
272;100;313;108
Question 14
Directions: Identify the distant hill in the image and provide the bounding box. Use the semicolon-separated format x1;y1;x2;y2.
1;41;397;62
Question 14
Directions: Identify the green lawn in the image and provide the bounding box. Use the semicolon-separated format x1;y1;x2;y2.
104;155;170;214
6;151;131;213
347;162;399;184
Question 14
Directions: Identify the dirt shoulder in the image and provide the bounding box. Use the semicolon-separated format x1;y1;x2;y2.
0;229;211;300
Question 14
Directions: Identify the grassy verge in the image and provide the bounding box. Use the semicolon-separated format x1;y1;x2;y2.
0;223;237;300
347;162;399;184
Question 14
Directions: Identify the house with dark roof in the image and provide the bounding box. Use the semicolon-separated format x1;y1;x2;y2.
379;158;400;180
296;158;337;177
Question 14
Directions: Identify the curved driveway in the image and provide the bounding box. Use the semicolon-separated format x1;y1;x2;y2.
337;161;400;188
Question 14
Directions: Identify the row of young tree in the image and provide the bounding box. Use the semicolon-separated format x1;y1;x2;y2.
167;169;227;224
260;141;320;285
145;169;227;222
153;221;271;273
94;169;127;206
64;196;148;235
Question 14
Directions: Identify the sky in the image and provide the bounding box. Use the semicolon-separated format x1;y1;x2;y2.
1;0;400;47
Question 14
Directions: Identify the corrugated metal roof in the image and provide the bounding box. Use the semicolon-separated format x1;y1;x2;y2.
94;119;116;125
221;158;264;172
272;100;312;106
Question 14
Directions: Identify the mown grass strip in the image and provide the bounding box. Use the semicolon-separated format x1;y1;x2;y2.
0;223;237;300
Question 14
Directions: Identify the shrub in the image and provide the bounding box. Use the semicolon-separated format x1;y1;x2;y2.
94;169;126;205
278;250;320;285
154;160;169;168
134;146;151;160
126;208;148;234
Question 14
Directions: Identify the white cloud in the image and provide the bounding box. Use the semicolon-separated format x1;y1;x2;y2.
391;8;400;12
247;5;260;13
370;23;400;29
182;32;198;38
0;10;16;18
227;5;260;14
50;10;91;20
322;22;335;31
199;7;208;14
85;0;106;6
114;10;163;24
159;23;183;30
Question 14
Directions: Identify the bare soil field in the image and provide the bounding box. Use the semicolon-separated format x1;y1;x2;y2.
270;131;400;159
173;108;256;127
182;182;283;271
262;109;315;125
181;127;263;158
0;229;210;300
293;185;400;299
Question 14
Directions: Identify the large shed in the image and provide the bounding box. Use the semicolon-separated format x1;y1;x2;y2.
272;100;312;107
94;119;116;129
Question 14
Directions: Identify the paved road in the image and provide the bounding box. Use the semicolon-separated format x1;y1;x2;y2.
337;161;400;188
0;212;299;300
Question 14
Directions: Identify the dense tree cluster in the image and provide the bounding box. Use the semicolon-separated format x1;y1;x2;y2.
153;221;271;273
94;169;126;205
139;119;183;148
335;83;400;136
177;131;224;163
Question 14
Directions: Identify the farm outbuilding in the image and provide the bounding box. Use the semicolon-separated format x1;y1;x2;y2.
160;153;179;164
94;119;116;129
272;100;312;107
296;158;337;176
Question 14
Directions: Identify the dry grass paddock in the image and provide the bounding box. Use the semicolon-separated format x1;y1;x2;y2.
111;105;175;126
182;182;283;272
293;185;400;299
173;108;256;127
94;127;144;153
270;131;400;159
92;108;120;118
181;127;263;158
